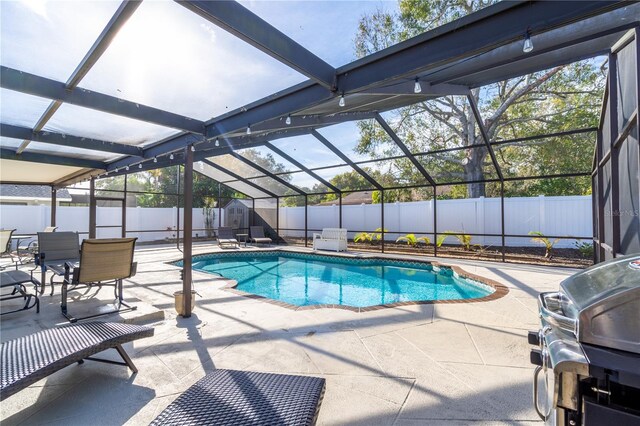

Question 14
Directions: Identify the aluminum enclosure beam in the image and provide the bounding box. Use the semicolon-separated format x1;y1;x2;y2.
17;0;142;154
228;151;306;196
264;142;341;193
201;158;279;198
178;0;336;90
374;114;436;187
311;130;383;191
0;66;205;134
2;124;143;157
104;1;627;171
467;95;503;181
1;148;106;169
335;1;627;93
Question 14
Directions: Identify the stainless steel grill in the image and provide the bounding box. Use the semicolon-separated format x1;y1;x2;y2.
529;254;640;425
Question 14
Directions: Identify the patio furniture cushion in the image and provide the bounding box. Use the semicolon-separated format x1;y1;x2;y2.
0;322;153;401
151;369;326;426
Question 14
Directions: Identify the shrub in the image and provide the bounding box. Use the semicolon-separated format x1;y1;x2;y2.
354;232;373;243
396;233;431;247
441;231;473;251
529;231;559;258
575;241;594;258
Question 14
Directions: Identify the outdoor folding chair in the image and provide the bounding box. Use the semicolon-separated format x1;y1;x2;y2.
62;238;138;323
0;229;18;270
217;227;239;249
250;226;272;246
36;231;80;295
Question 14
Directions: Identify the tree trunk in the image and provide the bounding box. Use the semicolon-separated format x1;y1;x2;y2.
464;146;487;198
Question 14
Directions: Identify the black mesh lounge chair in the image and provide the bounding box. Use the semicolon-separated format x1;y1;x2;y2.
151;369;325;426
217;227;239;249
36;231;80;295
250;226;272;246
62;238;138;323
0;322;154;401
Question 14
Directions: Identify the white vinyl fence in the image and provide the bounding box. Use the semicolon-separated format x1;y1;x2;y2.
279;195;592;248
0;195;591;248
0;205;224;245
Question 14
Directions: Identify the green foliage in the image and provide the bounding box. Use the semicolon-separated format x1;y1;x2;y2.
441;231;473;251
353;0;605;199
396;233;430;246
575;241;594;258
354;232;373;243
529;231;560;258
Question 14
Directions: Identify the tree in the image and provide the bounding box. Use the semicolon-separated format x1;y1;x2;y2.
355;0;604;198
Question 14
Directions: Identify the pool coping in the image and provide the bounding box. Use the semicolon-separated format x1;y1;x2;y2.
170;248;509;313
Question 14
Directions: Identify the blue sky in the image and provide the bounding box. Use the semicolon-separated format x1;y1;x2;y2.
0;0;399;158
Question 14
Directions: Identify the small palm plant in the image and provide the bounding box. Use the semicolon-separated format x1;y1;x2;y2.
396;233;431;247
372;227;388;241
442;231;473;251
354;232;373;244
529;231;559;258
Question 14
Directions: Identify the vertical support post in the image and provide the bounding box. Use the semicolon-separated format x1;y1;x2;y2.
50;186;57;227
380;189;385;253
122;174;127;238
276;197;280;245
501;181;506;262
433;186;437;258
218;184;222;228
89;177;96;239
176;165;181;250
608;52;620;257
338;192;343;228
596;127;606;262
304;195;308;247
252;198;256;227
182;145;194;318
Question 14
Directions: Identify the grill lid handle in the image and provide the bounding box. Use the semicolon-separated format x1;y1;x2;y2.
538;292;577;334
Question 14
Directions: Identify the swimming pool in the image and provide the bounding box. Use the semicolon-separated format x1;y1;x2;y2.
178;251;498;309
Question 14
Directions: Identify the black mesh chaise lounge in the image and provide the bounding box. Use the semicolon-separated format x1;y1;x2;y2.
151;369;326;426
249;226;272;246
62;238;138;323
0;321;154;401
217;227;239;249
36;231;80;295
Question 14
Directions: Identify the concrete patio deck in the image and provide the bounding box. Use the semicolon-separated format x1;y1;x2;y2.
0;244;578;425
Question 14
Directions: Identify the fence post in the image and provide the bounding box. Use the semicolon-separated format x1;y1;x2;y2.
478;196;485;246
539;195;546;234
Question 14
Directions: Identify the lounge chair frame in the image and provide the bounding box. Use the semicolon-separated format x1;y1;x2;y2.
217;227;239;249
0;322;154;401
0;270;40;315
249;226;273;246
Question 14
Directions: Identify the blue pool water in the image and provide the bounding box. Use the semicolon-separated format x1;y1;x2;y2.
183;252;494;308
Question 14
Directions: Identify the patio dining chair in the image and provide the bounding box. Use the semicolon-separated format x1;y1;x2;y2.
62;238;138;323
249;226;272;246
0;229;18;270
217;227;239;249
36;231;80;295
18;226;57;257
